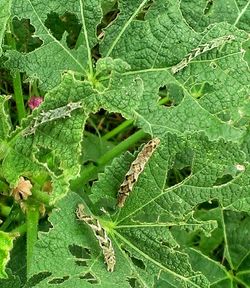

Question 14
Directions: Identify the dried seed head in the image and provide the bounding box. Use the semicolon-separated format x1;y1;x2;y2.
11;177;32;201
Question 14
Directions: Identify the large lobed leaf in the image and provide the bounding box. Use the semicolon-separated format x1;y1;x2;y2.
5;0;102;90
24;132;250;287
0;0;11;56
0;231;18;279
4;0;250;141
0;0;250;286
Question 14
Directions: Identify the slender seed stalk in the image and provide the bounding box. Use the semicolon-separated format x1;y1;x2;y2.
0;203;11;217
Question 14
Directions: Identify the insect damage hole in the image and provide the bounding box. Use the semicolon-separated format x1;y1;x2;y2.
76;204;116;272
117;138;160;208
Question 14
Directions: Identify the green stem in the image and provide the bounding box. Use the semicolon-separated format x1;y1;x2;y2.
31;188;50;206
26;204;39;276
71;129;147;189
11;222;27;235
0;203;19;231
0;203;11;217
98;129;146;166
102;119;133;141
102;96;169;141
6;22;26;123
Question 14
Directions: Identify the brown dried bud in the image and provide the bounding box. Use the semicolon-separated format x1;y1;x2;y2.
11;177;32;201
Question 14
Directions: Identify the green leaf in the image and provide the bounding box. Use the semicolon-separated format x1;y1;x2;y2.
0;268;21;288
26;132;250;287
1;1;250;286
100;1;250;141
0;231;18;279
91;133;248;215
224;211;250;270
82;132;115;163
185;249;231;288
180;0;250;33
0;96;11;141
0;95;11;161
5;0;103;90
2;69;143;202
0;0;11;56
27;191;210;287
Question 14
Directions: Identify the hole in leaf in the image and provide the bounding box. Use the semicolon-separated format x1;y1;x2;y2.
48;276;69;284
128;277;141;287
198;200;219;210
92;43;101;61
68;244;91;267
210;62;217;69
97;3;119;43
136;0;154;21
190;82;214;100
44;12;82;49
159;239;171;248
75;260;87;267
86;110;132;137
166;166;192;187
213;174;233;186
192;234;201;247
79;272;98;284
122;248;146;271
213;241;225;262
204;0;213;15
216;111;231;122
130;256;146;270
34;147;63;176
25;272;52;287
158;84;184;107
39;214;53;232
12;18;43;52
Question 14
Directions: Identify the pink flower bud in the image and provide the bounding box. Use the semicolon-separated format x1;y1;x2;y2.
28;96;44;110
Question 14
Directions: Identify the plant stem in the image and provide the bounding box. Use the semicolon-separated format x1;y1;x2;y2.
6;22;26;124
71;129;147;190
11;222;27;235
0;203;19;231
102;96;169;141
102;119;133;141
26;204;39;276
31;188;50;206
98;129;146;166
0;203;11;217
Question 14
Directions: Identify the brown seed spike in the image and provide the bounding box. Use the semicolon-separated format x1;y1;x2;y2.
76;204;116;272
117;138;160;208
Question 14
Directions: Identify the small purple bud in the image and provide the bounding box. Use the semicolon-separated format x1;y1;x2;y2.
28;96;44;110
